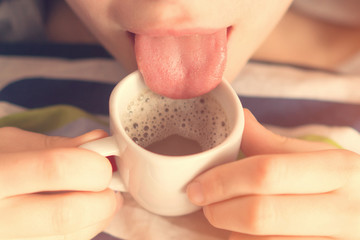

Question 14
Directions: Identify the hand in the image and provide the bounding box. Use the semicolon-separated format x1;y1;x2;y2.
187;109;360;240
0;127;122;240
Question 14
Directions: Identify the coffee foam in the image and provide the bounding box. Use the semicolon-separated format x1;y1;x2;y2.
121;90;229;151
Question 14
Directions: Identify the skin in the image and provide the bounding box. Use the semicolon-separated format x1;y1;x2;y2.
2;0;360;239
0;128;122;239
187;110;360;240
46;1;360;72
64;0;293;82
253;9;360;70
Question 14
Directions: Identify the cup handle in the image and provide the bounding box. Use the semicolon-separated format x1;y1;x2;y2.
79;136;126;192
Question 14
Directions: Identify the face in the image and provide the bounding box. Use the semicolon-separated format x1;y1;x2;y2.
66;0;292;97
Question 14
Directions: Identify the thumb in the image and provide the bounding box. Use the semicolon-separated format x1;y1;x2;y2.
241;109;336;156
0;127;108;152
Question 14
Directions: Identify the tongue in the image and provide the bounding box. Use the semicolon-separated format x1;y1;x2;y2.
135;29;227;99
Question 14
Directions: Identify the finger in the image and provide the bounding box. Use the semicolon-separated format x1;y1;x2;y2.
229;232;333;240
0;189;122;239
0;127;108;152
203;194;344;237
241;109;337;156
0;148;113;198
187;149;357;205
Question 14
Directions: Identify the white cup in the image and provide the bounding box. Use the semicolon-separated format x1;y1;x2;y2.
80;71;244;216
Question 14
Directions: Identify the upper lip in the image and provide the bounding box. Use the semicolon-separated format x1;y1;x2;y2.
128;28;226;37
128;26;233;46
128;26;233;38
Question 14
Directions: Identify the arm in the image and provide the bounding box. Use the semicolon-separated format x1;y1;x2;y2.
253;9;360;71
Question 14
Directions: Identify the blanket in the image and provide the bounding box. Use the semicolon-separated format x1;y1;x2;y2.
1;43;359;240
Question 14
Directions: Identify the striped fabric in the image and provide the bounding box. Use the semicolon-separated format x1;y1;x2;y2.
1;43;359;240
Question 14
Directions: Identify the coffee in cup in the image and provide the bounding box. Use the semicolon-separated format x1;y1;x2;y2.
122;89;230;156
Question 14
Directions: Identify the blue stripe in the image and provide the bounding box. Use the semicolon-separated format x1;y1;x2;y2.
93;232;122;240
1;78;359;131
241;96;360;131
0;78;114;115
0;42;112;59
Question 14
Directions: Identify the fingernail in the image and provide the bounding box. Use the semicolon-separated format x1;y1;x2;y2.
187;181;205;205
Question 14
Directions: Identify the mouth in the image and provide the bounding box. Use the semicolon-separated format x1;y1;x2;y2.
127;26;233;99
127;26;233;43
226;26;234;41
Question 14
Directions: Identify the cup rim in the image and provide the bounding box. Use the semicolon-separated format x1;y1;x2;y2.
109;71;244;162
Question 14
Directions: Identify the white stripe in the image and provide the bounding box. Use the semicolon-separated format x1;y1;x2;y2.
232;62;360;104
0;56;128;89
0;101;26;118
47;117;109;137
266;124;360;154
